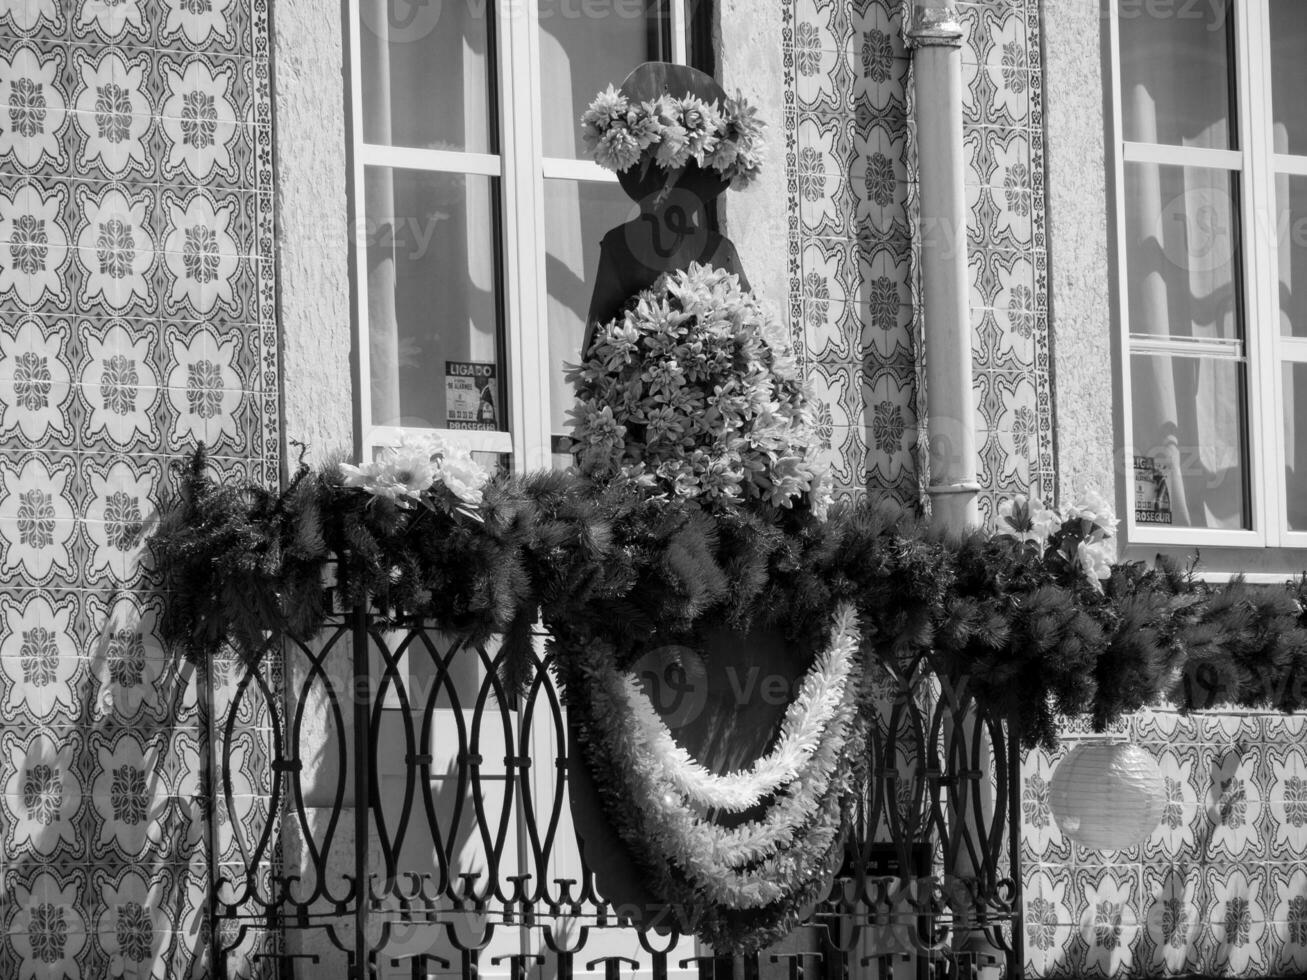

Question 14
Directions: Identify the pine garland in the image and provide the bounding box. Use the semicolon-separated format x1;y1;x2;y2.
153;445;1307;752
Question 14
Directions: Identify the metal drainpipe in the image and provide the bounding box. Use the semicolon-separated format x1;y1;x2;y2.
906;7;1004;980
907;0;979;533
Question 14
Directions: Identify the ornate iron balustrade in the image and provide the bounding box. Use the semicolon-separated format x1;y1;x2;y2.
202;602;1024;980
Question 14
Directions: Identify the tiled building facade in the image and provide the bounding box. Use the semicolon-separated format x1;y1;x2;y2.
1;0;1304;978
0;0;276;977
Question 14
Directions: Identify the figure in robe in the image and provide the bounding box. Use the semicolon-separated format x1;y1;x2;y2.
581;62;751;359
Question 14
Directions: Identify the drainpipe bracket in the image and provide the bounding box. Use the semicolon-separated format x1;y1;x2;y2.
905;4;964;48
926;481;981;497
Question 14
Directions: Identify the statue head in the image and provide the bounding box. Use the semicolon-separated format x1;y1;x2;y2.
615;62;731;207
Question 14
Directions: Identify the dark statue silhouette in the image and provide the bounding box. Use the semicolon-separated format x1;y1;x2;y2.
581;62;751;359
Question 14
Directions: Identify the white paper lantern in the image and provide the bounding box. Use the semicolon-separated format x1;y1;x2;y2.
1048;742;1165;850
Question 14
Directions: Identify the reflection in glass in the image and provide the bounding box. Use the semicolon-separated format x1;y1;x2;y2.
1270;0;1307;157
1277;175;1307;338
364;166;503;431
1124;163;1243;341
1286;363;1307;532
543;179;635;456
537;0;667;159
1130;353;1249;530
1118;0;1235;149
359;0;494;152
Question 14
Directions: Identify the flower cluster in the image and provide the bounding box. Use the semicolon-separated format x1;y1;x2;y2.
568;263;827;514
338;433;491;512
581;85;765;189
998;491;1120;592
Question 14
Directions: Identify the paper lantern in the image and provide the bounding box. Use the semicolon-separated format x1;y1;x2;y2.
1048;742;1165;850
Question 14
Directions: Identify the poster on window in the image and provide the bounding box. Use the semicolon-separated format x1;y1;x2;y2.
446;361;498;431
1134;455;1173;525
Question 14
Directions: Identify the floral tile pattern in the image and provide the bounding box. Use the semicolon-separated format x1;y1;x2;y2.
783;0;1052;518
0;0;277;977
1023;711;1307;977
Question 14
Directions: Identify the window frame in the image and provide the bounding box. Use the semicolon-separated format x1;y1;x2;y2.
346;0;690;473
1108;0;1307;550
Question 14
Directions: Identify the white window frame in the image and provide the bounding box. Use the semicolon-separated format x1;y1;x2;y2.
1108;0;1307;550
347;0;689;473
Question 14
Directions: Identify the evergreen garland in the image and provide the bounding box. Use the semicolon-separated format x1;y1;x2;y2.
153;445;1307;751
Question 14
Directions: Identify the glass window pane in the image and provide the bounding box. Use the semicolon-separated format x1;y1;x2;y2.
543;178;635;456
1277;174;1307;337
1130;353;1249;530
1286;362;1307;532
1124;162;1243;341
537;0;667;159
1118;0;1236;149
364;166;505;431
359;0;495;152
1270;0;1307;156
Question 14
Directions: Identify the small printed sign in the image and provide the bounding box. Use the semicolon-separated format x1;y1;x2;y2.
445;361;498;431
1134;455;1173;525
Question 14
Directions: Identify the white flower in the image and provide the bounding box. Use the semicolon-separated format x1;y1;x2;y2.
73;51;150;176
76;186;154;311
0;317;71;441
342;434;490;508
1076;538;1114;591
163;194;240;313
998;495;1060;546
0;181;69;305
161;59;239;179
1065;489;1120;538
0;44;67;167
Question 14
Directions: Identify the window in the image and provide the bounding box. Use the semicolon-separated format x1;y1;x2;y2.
1109;0;1307;548
348;0;700;471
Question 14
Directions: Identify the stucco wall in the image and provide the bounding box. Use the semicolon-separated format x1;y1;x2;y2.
273;0;354;464
716;0;789;319
1040;0;1116;510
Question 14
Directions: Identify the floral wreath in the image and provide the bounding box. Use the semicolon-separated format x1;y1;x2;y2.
582;85;765;190
559;603;868;951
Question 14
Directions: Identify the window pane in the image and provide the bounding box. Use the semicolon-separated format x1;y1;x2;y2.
1118;0;1236;149
1277;174;1307;337
364;166;505;431
537;0;667;159
1124;162;1243;341
359;0;494;152
1286;362;1307;532
1270;0;1307;156
1130;353;1249;530
543;178;635;455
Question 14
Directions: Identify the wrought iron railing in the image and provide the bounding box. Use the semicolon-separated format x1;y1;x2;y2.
202;600;1024;980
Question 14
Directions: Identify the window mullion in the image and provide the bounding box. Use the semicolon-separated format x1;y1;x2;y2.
1242;0;1286;545
497;0;550;472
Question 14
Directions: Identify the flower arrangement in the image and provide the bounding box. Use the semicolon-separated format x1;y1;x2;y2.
997;491;1119;592
339;432;490;517
568;263;828;514
581;85;765;190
